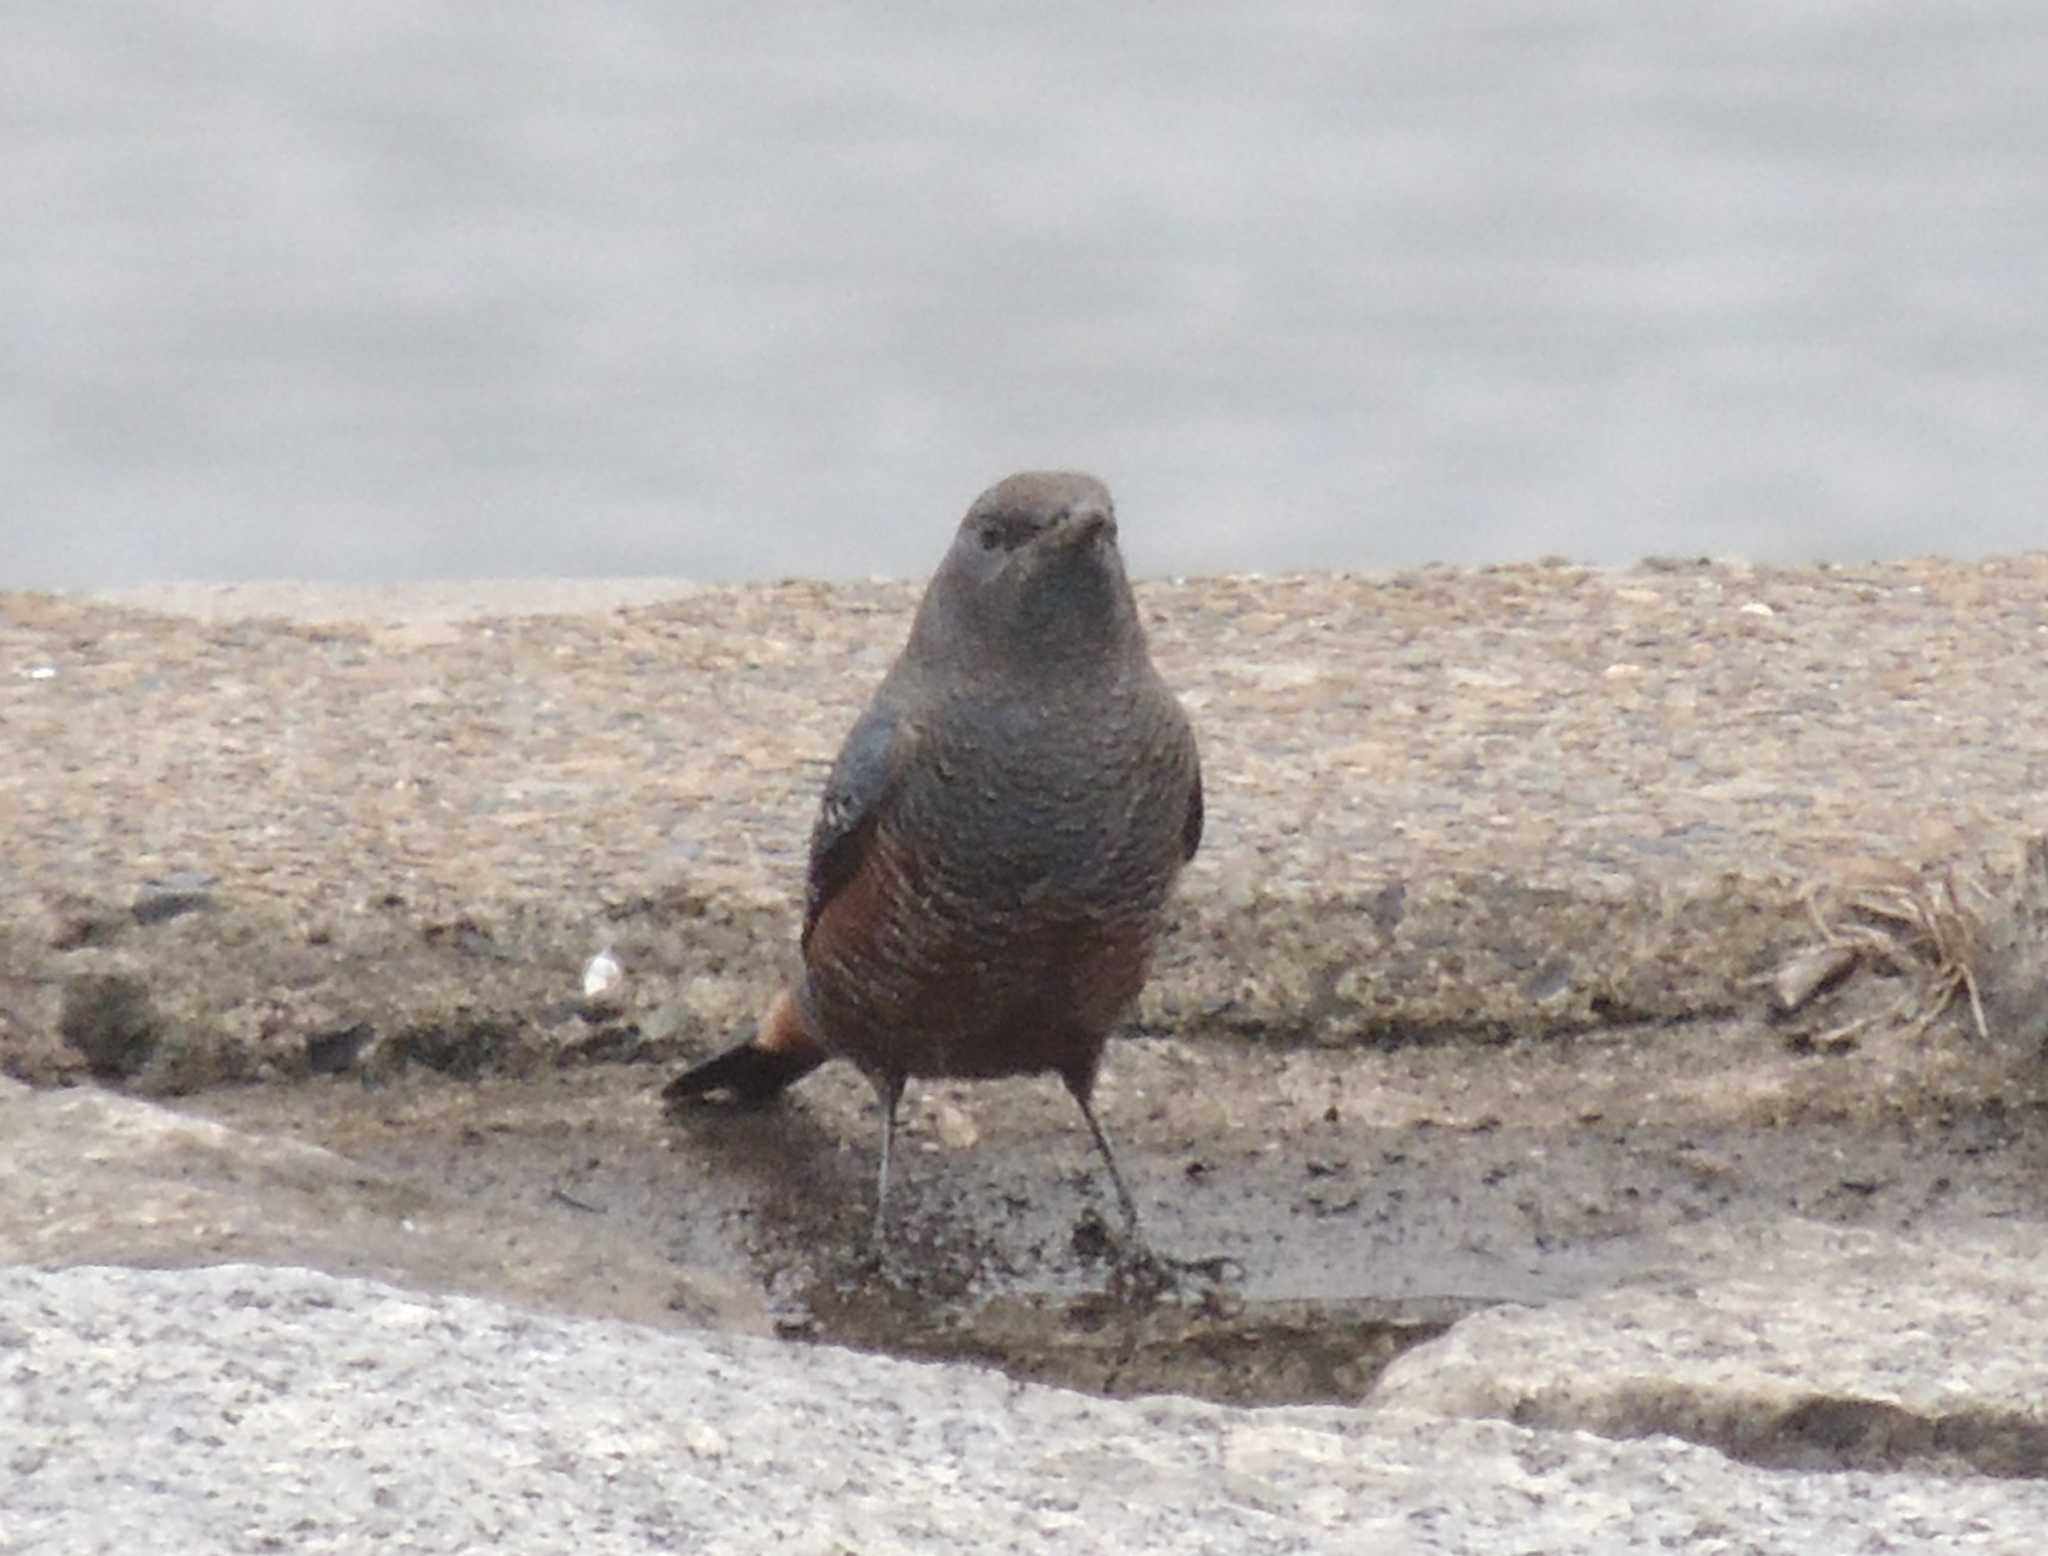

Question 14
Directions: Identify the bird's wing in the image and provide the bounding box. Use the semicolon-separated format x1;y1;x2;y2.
1181;755;1204;863
803;701;917;948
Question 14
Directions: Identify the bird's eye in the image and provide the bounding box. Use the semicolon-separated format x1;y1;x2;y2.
978;523;1003;550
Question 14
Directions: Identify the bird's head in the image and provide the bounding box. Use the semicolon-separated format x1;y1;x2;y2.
910;471;1144;678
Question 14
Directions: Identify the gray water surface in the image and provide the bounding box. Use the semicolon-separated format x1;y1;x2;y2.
9;3;2044;588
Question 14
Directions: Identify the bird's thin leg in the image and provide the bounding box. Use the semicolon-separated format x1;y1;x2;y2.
1067;1079;1244;1294
1066;1081;1143;1240
870;1070;907;1248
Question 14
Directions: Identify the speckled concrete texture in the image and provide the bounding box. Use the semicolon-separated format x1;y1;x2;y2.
6;1261;2045;1556
1373;1217;2048;1479
6;558;2048;1089
0;1076;762;1334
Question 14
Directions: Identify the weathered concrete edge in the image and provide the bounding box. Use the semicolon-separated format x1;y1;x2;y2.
13;572;2048;1091
0;862;1916;1091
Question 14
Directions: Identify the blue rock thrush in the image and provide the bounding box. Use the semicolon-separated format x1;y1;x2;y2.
664;471;1203;1245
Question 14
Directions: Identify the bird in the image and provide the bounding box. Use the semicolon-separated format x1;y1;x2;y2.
665;471;1203;1250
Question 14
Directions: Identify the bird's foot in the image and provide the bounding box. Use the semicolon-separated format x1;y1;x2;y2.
1071;1208;1244;1302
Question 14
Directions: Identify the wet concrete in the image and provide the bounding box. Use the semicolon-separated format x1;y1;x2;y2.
180;1012;2048;1407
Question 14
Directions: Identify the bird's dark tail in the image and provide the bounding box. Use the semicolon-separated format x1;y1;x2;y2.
662;987;828;1110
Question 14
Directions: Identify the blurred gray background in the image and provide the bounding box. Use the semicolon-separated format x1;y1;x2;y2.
8;3;2043;589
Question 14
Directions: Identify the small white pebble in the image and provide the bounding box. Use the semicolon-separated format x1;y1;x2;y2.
928;1100;980;1150
1738;600;1775;617
15;665;57;680
582;947;623;1000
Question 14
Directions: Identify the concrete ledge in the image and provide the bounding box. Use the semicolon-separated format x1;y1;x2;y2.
9;1258;2046;1553
6;557;2048;1089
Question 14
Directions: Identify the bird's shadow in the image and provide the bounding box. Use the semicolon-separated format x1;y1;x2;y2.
665;1087;865;1233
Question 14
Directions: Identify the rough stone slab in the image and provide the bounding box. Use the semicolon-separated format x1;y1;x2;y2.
8;559;2048;1087
0;1076;762;1335
1373;1217;2048;1480
4;1262;2045;1556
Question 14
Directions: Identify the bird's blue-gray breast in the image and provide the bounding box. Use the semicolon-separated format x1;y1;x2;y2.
800;565;1198;1083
